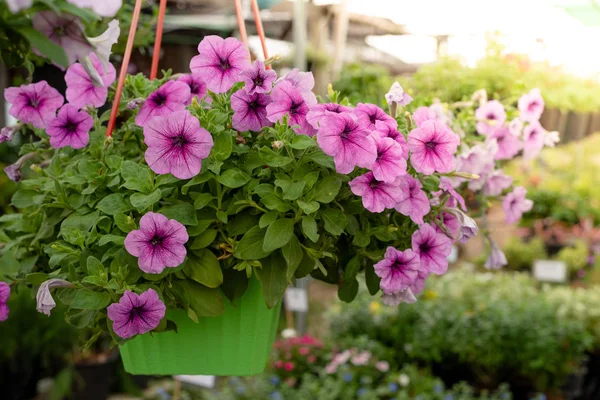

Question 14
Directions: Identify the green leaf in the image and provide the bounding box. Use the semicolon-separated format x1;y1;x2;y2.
365;262;381;295
259;147;292;167
190;229;217;249
216;210;228;223
130;189;162;212
297;200;320;214
217;169;250;188
227;213;259;236
60;226;85;248
159;203;198;226
18;27;68;67
156;174;180;186
82;276;106;287
290;135;316;149
259;211;279;228
344;256;362;280
352;231;371;247
96;194;132;215
301;216;319;243
194;193;215;209
114;214;137;233
12;190;44;208
234;226;271;260
256;252;288;308
321;208;347;236
313;176;342;203
275;179;306;200
263;218;295;252
26;272;49;285
172;280;224;317
222;269;249;305
182;173;213;195
183;249;223;288
282;235;303;281
86;256;106;276
261;194;291;212
301;171;320;190
212;131;233;161
338;279;359;303
70;289;111;310
121;161;154;193
294;251;316;278
308;151;335;169
98;235;125;246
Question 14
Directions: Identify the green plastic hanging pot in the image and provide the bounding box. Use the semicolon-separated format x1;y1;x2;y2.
119;278;281;376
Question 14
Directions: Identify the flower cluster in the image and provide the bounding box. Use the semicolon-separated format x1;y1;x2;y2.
271;335;326;384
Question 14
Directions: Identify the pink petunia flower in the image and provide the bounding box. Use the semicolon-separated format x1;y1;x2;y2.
370;136;407;183
306;103;351;129
412;223;453;275
475;100;506;135
143;110;214;179
509;118;523;137
65;53;116;108
354;103;396;131
125;212;189;274
482;169;513;197
430;102;452;125
371;120;407;147
412;106;437;127
410;269;430;295
47;105;93;149
32;12;94;66
518;88;544;122
6;0;32;13
316;112;377;174
190;35;250;93
394;175;430;225
443;208;478;244
375;361;390;372
135;81;190;127
266;81;316;136
280;69;315;101
522;121;545;160
435;212;460;239
487;126;521;161
4;81;64;129
107;289;166;339
240;60;277;95
407;120;459;175
0;282;10;322
66;0;122;17
231;89;272;132
485;235;507;269
503;186;533;224
436;177;466;211
177;74;210;104
382;289;416;306
349;172;402;213
374;247;421;294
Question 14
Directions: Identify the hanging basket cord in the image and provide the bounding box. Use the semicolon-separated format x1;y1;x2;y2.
105;0;270;138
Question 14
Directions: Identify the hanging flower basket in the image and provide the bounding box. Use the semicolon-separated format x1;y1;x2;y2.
120;278;281;375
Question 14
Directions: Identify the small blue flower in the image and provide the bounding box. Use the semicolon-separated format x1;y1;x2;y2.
538;395;546;400
269;376;281;386
388;383;399;393
357;388;368;397
501;394;510;400
343;372;353;382
270;391;284;400
444;395;454;400
235;385;246;395
156;388;171;400
434;384;443;394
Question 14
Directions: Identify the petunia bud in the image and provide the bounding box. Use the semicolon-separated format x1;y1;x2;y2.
0;124;20;143
385;81;413;118
4;152;36;183
272;140;284;149
127;98;145;110
442;207;479;243
381;289;417;306
36;279;75;316
484;235;507;269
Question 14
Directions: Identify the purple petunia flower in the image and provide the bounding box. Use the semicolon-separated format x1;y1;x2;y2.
33;12;94;66
435;212;461;239
523;121;545;160
412;223;453;275
144;110;214;179
487;126;521;161
407;120;459;175
349;172;402;213
394;175;430;225
374;247;421;294
518;88;544;122
280;69;315;100
0;282;10;322
484;235;507;269
354;103;396;131
190;35;250;94
316;112;377;174
382;289;417;306
4;81;64;129
503;186;533;224
177;74;210;105
107;288;166;339
6;0;32;13
370;136;407;183
475;100;506;135
266;81;316;136
385;82;413;107
482;169;513;197
135;81;190;127
231;89;272;132
66;0;122;17
65;53;116;109
443;208;478;244
240;60;277;95
371;120;407;148
125;212;189;274
434;178;466;211
412;107;437;127
0;125;19;143
47;105;93;149
306;103;351;129
4;153;33;183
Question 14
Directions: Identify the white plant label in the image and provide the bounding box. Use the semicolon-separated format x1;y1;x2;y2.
285;287;308;312
533;260;567;283
176;375;216;388
447;245;459;264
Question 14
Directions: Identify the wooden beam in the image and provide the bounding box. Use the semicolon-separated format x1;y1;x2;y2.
331;0;349;82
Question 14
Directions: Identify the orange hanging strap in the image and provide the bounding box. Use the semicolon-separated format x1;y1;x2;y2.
106;0;144;137
234;0;250;58
250;0;270;69
150;0;168;80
